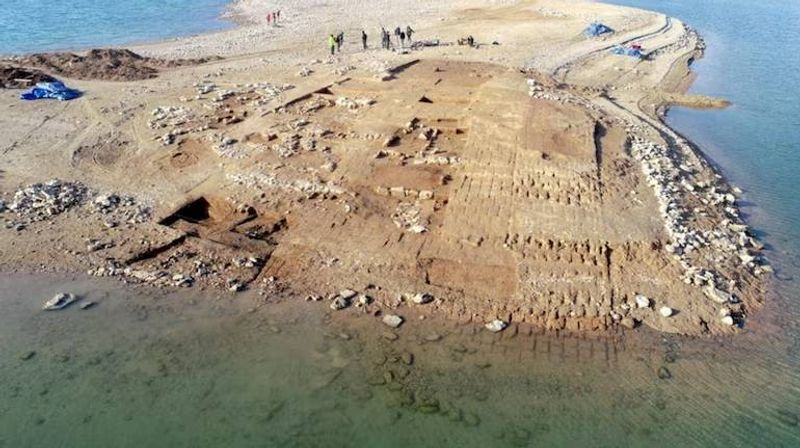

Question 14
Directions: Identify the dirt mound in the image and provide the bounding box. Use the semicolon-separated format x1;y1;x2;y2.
0;65;56;89
13;48;219;82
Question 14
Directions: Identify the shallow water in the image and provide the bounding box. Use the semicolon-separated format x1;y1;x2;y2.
0;0;232;55
1;274;799;447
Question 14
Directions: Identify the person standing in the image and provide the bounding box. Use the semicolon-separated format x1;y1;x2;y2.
328;34;336;56
394;26;401;46
399;30;406;48
272;12;277;25
336;32;344;52
406;26;414;42
266;14;271;25
361;30;368;50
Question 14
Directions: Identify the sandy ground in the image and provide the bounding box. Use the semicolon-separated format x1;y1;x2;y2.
0;0;769;336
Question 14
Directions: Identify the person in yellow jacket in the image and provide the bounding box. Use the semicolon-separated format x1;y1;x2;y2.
328;34;336;56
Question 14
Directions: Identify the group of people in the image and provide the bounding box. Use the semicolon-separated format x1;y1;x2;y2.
265;10;281;25
328;25;415;55
381;26;415;49
327;32;345;55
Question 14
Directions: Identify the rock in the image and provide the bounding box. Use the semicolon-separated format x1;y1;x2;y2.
339;289;358;300
357;294;372;306
42;293;78;311
79;301;96;310
620;317;637;329
383;314;404;328
382;331;399;341
657;366;672;380
424;333;442;342
721;316;735;326
704;286;734;304
408;225;428;234
485;319;508;333
330;296;350;311
400;352;414;365
659;306;674;318
227;280;245;292
19;350;36;361
634;294;651;309
411;292;433;305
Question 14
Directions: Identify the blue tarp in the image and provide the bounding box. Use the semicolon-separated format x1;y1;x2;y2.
611;45;643;59
584;22;614;37
20;81;81;101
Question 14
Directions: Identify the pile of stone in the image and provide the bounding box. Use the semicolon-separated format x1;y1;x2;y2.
91;194;152;224
227;172;346;199
148;106;195;129
630;136;765;311
391;202;428;234
4;180;89;222
335;96;375;110
211;134;245;159
375;186;434;201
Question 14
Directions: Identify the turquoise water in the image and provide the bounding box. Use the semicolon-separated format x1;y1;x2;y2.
0;0;232;55
1;274;799;447
608;0;800;282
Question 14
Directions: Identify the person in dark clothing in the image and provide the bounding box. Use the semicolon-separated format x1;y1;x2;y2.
406;26;414;42
336;32;344;52
362;30;368;50
399;31;406;47
394;26;402;46
382;28;390;49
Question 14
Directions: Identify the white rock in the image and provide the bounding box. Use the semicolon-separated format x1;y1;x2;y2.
382;314;404;328
485;319;508;333
721;316;735;326
659;306;674;318
43;293;78;311
339;289;358;300
411;293;433;305
634;294;651;309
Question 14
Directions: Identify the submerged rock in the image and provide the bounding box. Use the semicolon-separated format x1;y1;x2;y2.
42;293;78;311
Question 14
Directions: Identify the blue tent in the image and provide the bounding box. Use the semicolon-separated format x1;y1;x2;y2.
611;45;643;59
584;22;614;37
20;81;81;101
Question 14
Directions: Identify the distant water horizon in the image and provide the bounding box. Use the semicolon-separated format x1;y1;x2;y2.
0;0;233;55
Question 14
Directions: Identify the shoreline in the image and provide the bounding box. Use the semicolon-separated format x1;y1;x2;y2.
0;0;770;337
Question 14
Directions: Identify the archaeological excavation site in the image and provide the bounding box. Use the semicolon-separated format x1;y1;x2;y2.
0;0;772;338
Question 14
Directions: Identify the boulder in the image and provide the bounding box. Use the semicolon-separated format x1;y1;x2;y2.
634;294;651;309
659;306;674;317
485;319;508;333
339;289;358;300
383;314;404;328
411;293;433;305
330;296;350;310
42;293;78;311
